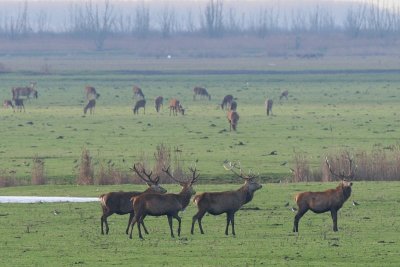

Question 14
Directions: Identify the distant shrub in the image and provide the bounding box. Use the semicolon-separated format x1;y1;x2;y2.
77;148;94;185
31;155;46;185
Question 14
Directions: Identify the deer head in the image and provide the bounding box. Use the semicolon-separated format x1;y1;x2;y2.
223;161;262;191
325;152;355;185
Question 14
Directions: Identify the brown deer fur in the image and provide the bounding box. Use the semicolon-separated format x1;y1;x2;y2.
129;166;198;239
99;164;167;235
85;86;100;100
280;90;288;100
193;87;211;100
191;164;262;235
84;99;96;115
3;100;14;111
12;82;38;100
227;110;239;131
265;99;273;116
14;99;25;112
293;157;354;232
221;94;233;109
133;99;146;114
133;86;145;99
169;98;184;116
154;96;163;113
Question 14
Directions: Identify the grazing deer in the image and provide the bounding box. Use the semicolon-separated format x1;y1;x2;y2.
14;99;25;112
191;162;262;235
229;101;237;111
133;86;145;99
169;98;185;116
3;100;14;111
280;90;288;100
100;164;167;235
193;87;211;101
265;98;273;116
84;99;96;115
129;166;199;239
133;99;146;115
12;82;38;100
227;110;239;131
85;86;100;100
221;94;234;110
155;96;163;113
293;156;355;233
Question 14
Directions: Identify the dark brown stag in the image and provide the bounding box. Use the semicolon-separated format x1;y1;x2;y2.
129;166;199;239
280;90;288;100
84;99;96;115
85;86;100;100
133;99;146;115
193;87;211;101
133;86;145;99
100;164;167;235
12;82;38;100
169;98;185;116
293;156;355;233
154;96;163;113
265;98;273;116
191;162;262;235
221;94;234;110
227;110;239;131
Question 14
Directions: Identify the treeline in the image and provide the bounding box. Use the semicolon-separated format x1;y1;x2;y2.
0;0;399;50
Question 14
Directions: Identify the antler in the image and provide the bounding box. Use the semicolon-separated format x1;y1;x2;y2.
188;166;200;184
131;164;158;184
223;161;256;180
162;165;183;183
325;153;355;180
163;165;199;184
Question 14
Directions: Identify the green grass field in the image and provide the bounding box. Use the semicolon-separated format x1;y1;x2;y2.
1;64;400;182
0;182;399;266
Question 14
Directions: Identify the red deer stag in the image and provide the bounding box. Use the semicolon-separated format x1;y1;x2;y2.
83;99;96;115
14;99;25;112
129;166;199;239
221;94;233;110
12;82;38;100
133;99;146;115
193;87;211;101
280;90;288;100
293;156;355;233
169;98;185;116
133;86;145;99
85;86;100;100
155;96;163;113
3;100;14;111
191;162;262;235
265;98;273;116
227;110;239;131
99;164;167;235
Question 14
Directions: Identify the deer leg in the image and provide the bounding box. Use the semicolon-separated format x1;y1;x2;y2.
225;213;231;235
231;213;236;235
172;213;182;237
129;216;137;239
293;208;308;233
167;215;175;238
141;215;149;235
191;210;206;234
126;212;134;235
331;209;338;232
137;216;144;239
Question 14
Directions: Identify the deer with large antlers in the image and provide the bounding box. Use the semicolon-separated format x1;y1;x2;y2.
99;164;167;235
293;155;355;233
129;166;199;239
191;162;262;236
12;82;38;100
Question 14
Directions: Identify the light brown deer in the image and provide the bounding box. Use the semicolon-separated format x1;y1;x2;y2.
155;96;163;113
85;86;100;100
169;98;185;116
133;99;146;115
99;164;167;235
221;94;233;110
133;86;145;99
129;166;199;239
293;155;355;233
12;82;38;100
193;87;211;101
191;162;262;235
84;99;96;115
227;110;239;131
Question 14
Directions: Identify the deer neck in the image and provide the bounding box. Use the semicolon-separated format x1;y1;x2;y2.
238;185;255;205
337;185;352;202
177;188;193;210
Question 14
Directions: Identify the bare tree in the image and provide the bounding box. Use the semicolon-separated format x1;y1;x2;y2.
159;5;176;38
203;0;224;37
344;3;367;37
134;2;150;37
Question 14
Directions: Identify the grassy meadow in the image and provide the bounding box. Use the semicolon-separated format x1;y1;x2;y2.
1;56;400;182
0;182;399;266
